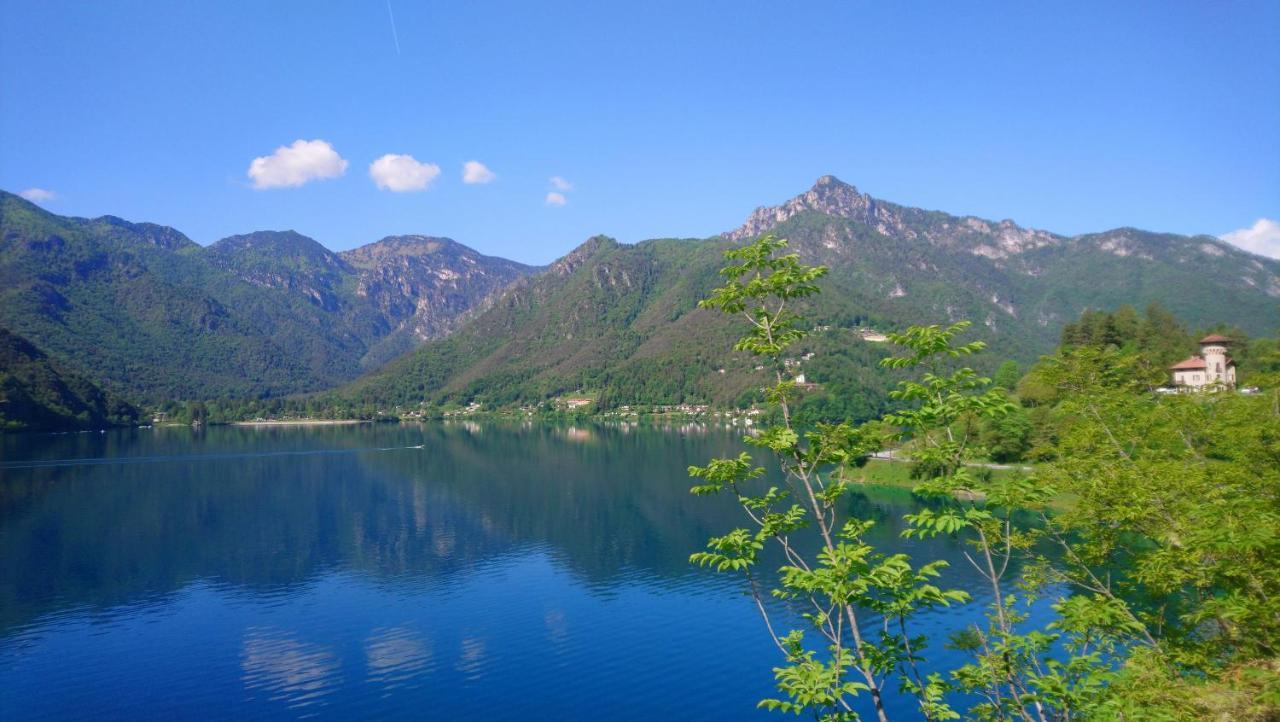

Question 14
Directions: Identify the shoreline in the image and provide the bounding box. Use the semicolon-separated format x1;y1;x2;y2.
231;419;371;427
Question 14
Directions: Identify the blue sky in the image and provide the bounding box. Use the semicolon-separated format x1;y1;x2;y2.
2;0;1278;264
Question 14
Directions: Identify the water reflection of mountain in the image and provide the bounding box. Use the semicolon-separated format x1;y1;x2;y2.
0;423;990;636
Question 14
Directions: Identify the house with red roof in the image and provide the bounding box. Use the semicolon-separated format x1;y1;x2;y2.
1170;334;1236;389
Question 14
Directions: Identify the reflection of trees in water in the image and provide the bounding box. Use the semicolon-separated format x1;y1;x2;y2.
0;423;1000;636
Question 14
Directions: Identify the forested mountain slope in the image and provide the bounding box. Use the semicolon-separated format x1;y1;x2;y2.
344;235;755;408
0;327;138;431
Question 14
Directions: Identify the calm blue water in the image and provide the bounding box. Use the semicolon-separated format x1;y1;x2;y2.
0;423;1042;720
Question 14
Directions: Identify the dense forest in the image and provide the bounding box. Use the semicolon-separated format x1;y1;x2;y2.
0;327;138;431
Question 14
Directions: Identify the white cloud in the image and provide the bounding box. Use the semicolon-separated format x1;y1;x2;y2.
18;188;56;203
545;191;567;207
369;154;441;192
1220;218;1280;259
549;176;572;191
247;139;348;189
462;160;496;184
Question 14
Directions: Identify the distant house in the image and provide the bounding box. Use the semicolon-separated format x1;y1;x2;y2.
857;328;889;343
793;373;820;391
1170;334;1237;389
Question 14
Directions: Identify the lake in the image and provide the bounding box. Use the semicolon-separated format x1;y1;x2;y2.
0;422;1035;720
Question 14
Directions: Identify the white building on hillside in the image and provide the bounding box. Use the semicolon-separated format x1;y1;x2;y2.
1170;334;1237;389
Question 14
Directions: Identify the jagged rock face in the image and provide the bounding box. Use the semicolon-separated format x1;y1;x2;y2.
206;231;536;337
341;235;535;342
1072;230;1280;299
961;219;1059;259
726;175;880;242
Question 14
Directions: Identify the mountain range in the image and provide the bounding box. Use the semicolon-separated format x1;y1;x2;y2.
345;176;1280;413
2;177;1277;427
0;191;533;401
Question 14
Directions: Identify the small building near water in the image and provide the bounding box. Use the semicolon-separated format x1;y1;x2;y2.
1170;334;1236;389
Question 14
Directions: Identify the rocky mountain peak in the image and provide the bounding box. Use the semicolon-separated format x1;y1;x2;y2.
804;174;872;213
723;176;1067;260
811;174;859;194
725;175;876;242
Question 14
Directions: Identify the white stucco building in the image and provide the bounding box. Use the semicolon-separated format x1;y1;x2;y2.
1170;334;1237;389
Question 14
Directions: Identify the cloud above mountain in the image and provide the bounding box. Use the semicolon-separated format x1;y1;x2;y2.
545;176;571;206
369;154;441;192
462;161;496;184
1221;218;1280;259
18;188;56;203
247;140;348;189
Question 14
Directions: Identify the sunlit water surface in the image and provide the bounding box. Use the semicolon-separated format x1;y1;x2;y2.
0;423;1046;720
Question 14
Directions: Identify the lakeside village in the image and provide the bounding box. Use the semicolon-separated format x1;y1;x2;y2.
281;330;1254;429
395;326;893;425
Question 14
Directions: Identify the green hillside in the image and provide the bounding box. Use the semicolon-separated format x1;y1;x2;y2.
0;327;139;431
0;192;364;399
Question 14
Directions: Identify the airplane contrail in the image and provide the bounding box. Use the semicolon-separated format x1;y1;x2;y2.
386;0;401;55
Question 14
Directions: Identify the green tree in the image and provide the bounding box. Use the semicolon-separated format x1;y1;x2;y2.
979;407;1032;464
993;360;1021;391
690;236;969;721
877;324;1088;721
